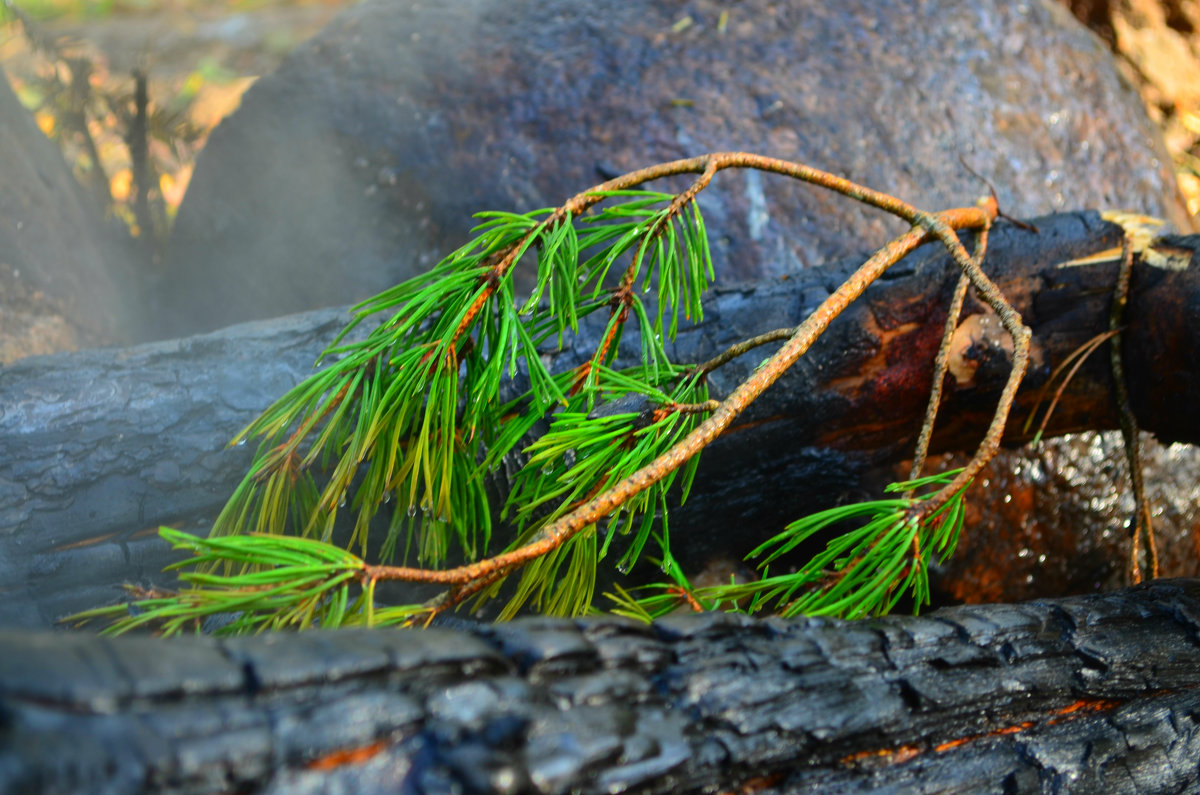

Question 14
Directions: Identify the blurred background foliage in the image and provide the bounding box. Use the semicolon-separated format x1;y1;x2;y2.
0;0;359;255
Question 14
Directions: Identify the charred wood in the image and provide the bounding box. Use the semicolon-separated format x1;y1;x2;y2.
3;581;1200;793
2;211;1199;626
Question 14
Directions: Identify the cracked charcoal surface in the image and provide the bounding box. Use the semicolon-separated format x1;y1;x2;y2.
3;581;1200;793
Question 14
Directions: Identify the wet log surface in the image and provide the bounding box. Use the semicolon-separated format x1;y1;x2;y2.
3;580;1200;794
3;211;1200;627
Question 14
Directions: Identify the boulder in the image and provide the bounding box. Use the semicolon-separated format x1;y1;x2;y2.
153;0;1190;338
0;69;137;360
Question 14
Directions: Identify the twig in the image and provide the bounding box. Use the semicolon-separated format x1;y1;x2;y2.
572;159;724;393
128;70;151;238
1024;329;1121;444
127;152;1036;626
909;208;1031;521
449;151;983;350
364;196;1003;590
623;157;720;292
907;226;990;486
692;327;796;377
1110;236;1157;582
652;400;722;420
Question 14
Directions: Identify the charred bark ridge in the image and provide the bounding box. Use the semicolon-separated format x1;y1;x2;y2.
3;212;1200;627
3;216;1200;790
3;580;1200;794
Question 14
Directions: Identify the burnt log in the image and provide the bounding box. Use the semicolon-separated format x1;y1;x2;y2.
2;211;1200;628
4;580;1200;794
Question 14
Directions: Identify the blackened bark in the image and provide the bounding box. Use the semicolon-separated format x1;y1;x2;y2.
3;580;1200;794
2;212;1200;627
0;310;356;628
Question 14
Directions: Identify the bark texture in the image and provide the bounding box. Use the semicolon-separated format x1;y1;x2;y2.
3;580;1200;794
3;212;1200;627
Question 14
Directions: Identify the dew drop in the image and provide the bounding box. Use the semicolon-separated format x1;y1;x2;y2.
383;491;393;504
616;560;633;575
338;496;347;508
407;504;418;518
420;499;433;513
235;439;247;447
660;559;671;574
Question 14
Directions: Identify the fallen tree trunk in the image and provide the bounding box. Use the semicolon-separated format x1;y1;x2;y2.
2;210;1199;627
3;580;1200;794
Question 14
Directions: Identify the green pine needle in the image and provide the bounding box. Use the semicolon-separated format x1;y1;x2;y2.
600;469;970;622
707;468;969;619
74;168;998;635
65;528;431;636
207;192;716;583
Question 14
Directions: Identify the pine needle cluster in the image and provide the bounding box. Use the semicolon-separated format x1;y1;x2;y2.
72;153;1028;635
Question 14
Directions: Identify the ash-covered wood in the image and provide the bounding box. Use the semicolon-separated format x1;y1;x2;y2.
3;580;1200;794
3;212;1200;627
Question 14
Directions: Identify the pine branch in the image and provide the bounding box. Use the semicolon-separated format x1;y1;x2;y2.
73;152;1039;634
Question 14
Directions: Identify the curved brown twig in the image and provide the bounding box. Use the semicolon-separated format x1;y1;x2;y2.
357;154;1019;609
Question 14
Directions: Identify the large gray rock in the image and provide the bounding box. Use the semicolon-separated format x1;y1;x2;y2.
153;0;1190;338
0;69;137;358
